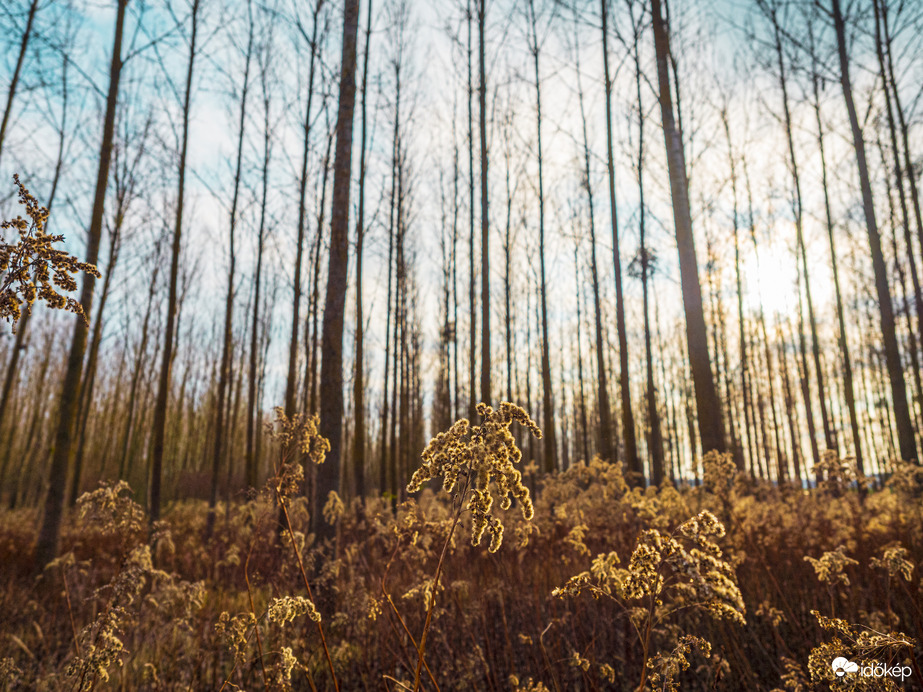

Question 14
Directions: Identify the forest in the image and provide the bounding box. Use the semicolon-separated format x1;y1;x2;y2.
0;0;922;689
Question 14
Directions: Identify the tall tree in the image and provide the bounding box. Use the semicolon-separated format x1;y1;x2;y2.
573;4;613;467
601;0;639;477
477;0;490;406
650;0;726;454
629;2;664;485
208;0;253;536
150;0;201;524
830;0;917;463
245;30;274;492
527;0;557;474
316;0;361;538
353;0;372;500
285;0;324;418
35;0;130;568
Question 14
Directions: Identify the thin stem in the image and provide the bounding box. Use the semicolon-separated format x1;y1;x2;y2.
412;472;472;691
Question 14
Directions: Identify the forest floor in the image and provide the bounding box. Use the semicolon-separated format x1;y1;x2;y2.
1;453;922;691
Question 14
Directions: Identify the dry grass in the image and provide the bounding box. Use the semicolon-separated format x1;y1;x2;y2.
0;417;921;690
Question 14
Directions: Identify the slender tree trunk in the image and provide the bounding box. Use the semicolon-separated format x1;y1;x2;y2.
120;254;159;479
467;0;477;419
245;60;272;493
651;0;726;454
286;0;323;417
528;0;556;474
807;20;864;472
316;0;361;539
765;2;833;455
35;0;128;569
573;245;589;465
380;122;396;496
880;0;923;284
0;0;39;168
777;323;803;483
307;126;334;415
874;0;923;434
831;0;917;463
207;2;252;536
149;0;200;524
575;8;613;464
721;110;753;472
69;223;121;506
477;0;490;406
353;0;371;500
601;0;637;475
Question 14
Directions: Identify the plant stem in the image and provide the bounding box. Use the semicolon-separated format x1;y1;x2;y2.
412;473;471;691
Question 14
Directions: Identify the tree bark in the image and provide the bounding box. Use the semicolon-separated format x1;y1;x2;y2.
316;0;360;539
650;0;726;455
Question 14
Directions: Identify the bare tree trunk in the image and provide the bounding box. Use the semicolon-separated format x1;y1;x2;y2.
285;0;323;417
120;249;160;479
69;219;122;506
466;0;477;420
316;0;361;539
720;109;753;472
207;0;252;536
831;0;917;463
763;0;833;456
527;0;556;474
574;7;613;465
601;0;637;476
0;0;38;168
307;124;334;415
573;244;589;465
149;0;200;524
9;329;53;509
35;0;129;569
874;0;923;435
808;17;865;473
880;0;923;286
650;0;725;454
245;47;272;493
353;0;371;500
777;322;803;483
477;0;490;406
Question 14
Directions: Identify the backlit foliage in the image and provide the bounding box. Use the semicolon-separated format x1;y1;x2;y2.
0;437;921;689
407;401;542;552
0;175;100;329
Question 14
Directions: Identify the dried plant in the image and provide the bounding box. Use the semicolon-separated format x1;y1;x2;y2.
405;402;541;691
0;174;100;329
554;510;746;690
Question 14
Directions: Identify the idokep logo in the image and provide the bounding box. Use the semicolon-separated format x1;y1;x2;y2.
831;656;913;681
831;657;858;677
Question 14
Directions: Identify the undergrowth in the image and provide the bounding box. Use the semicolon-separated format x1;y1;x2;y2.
0;409;921;691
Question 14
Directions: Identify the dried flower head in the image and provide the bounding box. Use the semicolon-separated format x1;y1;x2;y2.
804;545;858;587
0;174;100;329
267;595;321;625
407;402;542;553
870;545;914;582
266;407;329;465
